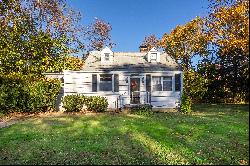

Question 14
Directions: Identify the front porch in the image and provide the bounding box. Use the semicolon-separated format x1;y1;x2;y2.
115;90;151;110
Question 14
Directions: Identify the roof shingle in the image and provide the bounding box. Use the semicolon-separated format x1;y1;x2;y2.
83;51;181;72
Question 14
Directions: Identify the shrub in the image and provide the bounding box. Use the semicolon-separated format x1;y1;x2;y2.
85;96;108;112
0;82;27;113
62;95;108;112
27;79;61;112
132;105;153;116
62;94;84;112
0;74;61;114
180;93;192;113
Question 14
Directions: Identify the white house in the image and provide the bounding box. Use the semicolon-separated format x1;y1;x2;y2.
62;46;183;109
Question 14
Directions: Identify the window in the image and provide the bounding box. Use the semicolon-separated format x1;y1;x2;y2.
99;74;112;91
152;76;162;91
163;76;172;91
151;53;157;62
175;74;181;91
104;53;110;61
152;76;172;91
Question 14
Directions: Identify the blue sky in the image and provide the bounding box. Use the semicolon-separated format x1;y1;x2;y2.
68;0;209;52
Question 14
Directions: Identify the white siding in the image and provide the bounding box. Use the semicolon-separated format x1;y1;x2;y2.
62;70;182;109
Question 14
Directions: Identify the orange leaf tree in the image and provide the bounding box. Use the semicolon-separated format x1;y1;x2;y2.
84;18;115;51
140;34;161;51
200;0;249;103
160;17;209;102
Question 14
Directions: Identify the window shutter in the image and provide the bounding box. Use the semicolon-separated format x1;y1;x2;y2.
114;74;119;92
92;74;97;92
146;74;151;92
175;74;181;91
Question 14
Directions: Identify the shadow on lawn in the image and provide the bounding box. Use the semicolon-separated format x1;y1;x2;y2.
0;105;249;165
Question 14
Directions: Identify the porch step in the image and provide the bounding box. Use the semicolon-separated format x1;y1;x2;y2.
122;104;152;111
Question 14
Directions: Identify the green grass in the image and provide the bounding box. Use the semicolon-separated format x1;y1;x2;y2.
0;104;249;165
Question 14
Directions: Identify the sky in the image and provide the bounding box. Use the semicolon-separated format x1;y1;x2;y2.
68;0;209;52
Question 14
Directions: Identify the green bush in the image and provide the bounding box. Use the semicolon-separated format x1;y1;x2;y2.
132;105;153;116
62;95;108;112
27;79;61;112
0;82;27;113
85;96;108;112
62;94;84;112
0;75;61;114
180;93;192;113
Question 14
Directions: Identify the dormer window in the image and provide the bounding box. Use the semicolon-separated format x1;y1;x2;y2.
151;53;157;62
101;46;113;63
105;53;110;61
147;47;160;63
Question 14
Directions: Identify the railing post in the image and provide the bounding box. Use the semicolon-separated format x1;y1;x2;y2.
147;91;149;104
117;96;119;110
116;97;118;111
131;92;133;103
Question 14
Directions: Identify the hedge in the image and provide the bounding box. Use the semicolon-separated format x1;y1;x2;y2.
0;74;61;114
62;95;108;112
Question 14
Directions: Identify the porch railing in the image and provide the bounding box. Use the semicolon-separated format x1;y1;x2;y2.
115;91;151;111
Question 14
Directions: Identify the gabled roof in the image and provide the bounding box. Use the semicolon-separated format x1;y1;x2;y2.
101;46;113;54
83;49;181;72
149;47;158;52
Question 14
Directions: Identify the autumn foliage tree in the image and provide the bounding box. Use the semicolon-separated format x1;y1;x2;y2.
160;0;249;104
140;34;161;50
84;18;115;51
160;17;209;103
200;0;249;103
161;17;209;71
0;0;88;113
0;0;85;75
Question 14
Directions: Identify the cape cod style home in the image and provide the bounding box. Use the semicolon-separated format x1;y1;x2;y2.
62;46;183;109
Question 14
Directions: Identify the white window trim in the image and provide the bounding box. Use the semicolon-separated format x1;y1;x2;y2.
152;76;173;92
151;53;157;62
97;74;114;92
173;74;176;91
162;76;172;91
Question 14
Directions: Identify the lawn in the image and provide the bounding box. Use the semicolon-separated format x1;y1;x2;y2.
0;104;249;165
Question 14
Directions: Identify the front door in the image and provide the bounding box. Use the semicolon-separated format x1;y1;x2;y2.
130;77;140;104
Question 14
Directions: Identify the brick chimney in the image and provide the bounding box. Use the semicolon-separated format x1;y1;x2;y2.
139;45;148;53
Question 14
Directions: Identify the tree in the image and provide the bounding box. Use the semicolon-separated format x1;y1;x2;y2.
1;0;84;53
197;57;225;103
160;17;209;102
161;17;209;71
140;34;160;50
0;0;85;75
63;56;84;71
201;0;249;103
84;18;115;51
